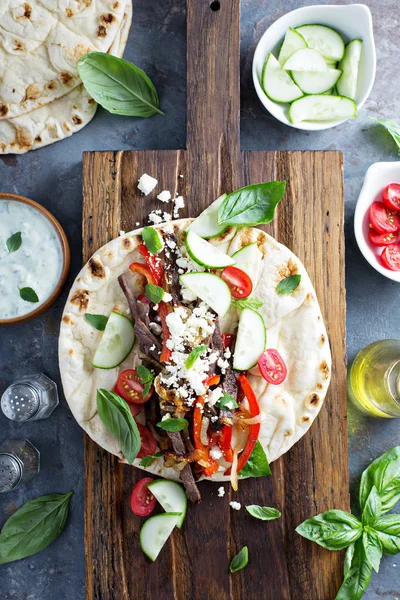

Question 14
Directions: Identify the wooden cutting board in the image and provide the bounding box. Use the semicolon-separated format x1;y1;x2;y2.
81;1;349;598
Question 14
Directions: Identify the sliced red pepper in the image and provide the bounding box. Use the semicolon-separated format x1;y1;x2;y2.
225;375;260;475
138;243;164;285
129;262;155;285
204;374;221;388
193;392;219;477
157;301;172;363
222;334;235;350
218;425;234;463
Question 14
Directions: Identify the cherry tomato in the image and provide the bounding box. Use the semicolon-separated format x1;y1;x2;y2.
382;183;400;212
221;266;252;299
258;349;287;385
368;228;399;247
222;334;235;349
381;243;400;271
136;423;157;458
369;201;400;234
130;477;156;516
116;369;153;404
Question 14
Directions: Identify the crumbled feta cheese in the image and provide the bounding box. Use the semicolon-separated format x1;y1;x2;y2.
179;174;184;179
119;230;125;236
210;446;223;460
163;212;172;222
224;347;231;359
210;415;219;422
173;195;185;218
217;357;230;374
217;486;225;497
161;413;171;421
207;387;224;407
230;501;241;511
138;173;157;195
166;238;176;249
149;322;162;335
135;222;140;227
148;211;163;225
150;344;156;351
163;292;173;302
157;190;172;203
178;268;184;275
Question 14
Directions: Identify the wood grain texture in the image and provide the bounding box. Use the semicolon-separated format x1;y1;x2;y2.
82;1;349;599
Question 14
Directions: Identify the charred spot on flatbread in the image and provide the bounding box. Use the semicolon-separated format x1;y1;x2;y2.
284;430;293;437
97;25;107;37
35;135;42;143
72;115;82;125
301;416;310;423
278;258;298;279
112;1;120;9
14;128;33;151
46;80;58;91
316;383;323;390
307;393;320;408
121;237;134;251
22;84;42;103
101;13;115;24
320;360;330;380
211;226;235;244
306;292;315;303
23;3;32;18
0;104;9;117
88;257;106;279
63;122;71;132
70;289;89;311
13;40;26;52
321;334;326;344
62;315;75;326
59;72;74;87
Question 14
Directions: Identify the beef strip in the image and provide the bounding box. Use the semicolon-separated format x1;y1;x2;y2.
208;316;224;377
220;367;238;426
167;430;201;503
161;234;181;305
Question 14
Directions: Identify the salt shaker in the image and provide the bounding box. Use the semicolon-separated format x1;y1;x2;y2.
0;439;40;493
1;373;59;422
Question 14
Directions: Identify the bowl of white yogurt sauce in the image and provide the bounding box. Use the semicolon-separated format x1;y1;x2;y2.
0;194;70;325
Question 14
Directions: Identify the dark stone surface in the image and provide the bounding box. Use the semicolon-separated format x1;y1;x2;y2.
0;1;398;598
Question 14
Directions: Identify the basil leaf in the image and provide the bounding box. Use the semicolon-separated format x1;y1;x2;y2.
216;392;239;410
137;365;154;397
85;313;108;331
97;389;141;464
139;452;163;468
19;287;39;303
142;227;163;254
359;445;400;514
296;510;363;551
218;181;286;227
373;514;400;555
239;441;271;478
362;528;382;573
232;297;263;310
343;542;355;577
185;345;208;369
245;505;281;521
335;539;372;600
276;274;301;295
157;417;189;432
371;117;400;156
77;52;163;117
0;492;73;565
6;231;22;253
145;283;165;304
229;546;248;573
362;486;381;526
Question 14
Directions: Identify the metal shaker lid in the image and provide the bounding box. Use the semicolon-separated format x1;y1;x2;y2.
0;453;22;493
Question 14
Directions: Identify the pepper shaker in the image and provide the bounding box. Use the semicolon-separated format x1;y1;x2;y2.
1;373;59;422
0;439;40;493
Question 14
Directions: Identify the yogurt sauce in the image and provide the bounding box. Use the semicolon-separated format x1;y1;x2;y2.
0;200;63;319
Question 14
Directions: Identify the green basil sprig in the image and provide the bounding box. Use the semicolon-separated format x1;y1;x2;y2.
276;274;301;295
229;546;248;573
142;226;163;254
77;52;164;117
145;283;166;304
239;440;271;478
139;452;163;468
6;231;22;254
137;365;154;397
185;345;208;369
97;389;141;464
218;181;286;227
296;446;400;599
157;417;188;432
19;287;39;303
216;392;238;410
246;505;281;521
371;117;400;156
85;313;108;331
0;492;73;565
232;297;263;310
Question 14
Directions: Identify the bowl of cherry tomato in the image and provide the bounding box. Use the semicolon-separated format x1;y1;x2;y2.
355;162;400;282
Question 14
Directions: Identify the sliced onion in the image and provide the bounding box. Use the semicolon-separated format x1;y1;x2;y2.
200;416;210;446
242;414;262;426
230;449;239;491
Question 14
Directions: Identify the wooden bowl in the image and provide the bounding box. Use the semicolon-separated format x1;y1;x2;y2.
0;193;70;325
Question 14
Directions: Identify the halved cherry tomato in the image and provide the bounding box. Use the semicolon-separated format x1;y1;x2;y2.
157;302;172;363
381;243;400;271
116;369;153;404
369;201;400;234
369;228;399;247
222;334;235;349
138;244;164;285
130;477;156;516
221;266;253;299
383;183;400;212
113;385;143;416
137;423;157;458
129;262;155;285
258;349;287;385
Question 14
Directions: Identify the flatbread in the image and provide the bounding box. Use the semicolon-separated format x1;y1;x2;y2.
0;0;127;119
0;0;132;154
59;219;331;481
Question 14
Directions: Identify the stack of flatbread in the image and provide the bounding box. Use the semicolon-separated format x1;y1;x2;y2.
0;0;132;154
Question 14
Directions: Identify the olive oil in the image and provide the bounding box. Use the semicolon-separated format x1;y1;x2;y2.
348;340;400;418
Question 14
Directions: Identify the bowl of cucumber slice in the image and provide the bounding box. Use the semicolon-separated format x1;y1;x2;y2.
252;4;376;130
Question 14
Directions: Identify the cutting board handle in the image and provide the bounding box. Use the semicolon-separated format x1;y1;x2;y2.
186;0;240;155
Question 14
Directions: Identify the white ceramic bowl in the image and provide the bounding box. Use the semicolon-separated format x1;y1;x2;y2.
354;162;400;283
252;4;376;130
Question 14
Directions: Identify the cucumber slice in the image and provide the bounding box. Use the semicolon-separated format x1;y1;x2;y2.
147;480;187;528
295;25;345;62
278;27;308;66
289;94;357;123
179;273;231;317
92;311;135;369
291;68;342;94
231;243;262;291
185;230;235;269
261;53;303;104
233;308;266;371
283;48;327;72
337;39;363;101
140;513;181;562
187;194;228;239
